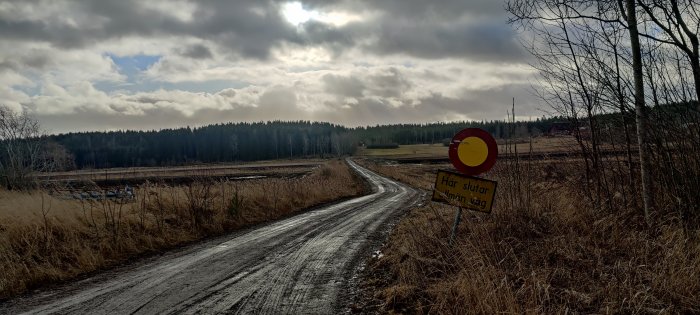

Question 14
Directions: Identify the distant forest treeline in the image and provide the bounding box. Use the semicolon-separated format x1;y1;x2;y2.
51;122;354;169
355;117;562;145
49;117;564;169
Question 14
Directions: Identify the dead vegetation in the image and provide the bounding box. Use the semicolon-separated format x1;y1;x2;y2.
0;159;365;300
356;158;700;314
38;160;322;186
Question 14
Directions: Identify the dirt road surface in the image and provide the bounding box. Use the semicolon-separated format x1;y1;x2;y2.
2;159;420;314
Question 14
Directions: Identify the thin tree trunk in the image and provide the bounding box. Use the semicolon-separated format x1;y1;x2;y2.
612;44;637;209
691;58;700;110
623;0;653;223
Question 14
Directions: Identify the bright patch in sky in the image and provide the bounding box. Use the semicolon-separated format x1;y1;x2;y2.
109;54;161;71
107;54;161;86
282;2;318;25
281;2;363;27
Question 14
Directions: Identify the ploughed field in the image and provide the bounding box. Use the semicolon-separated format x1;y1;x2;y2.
357;136;634;164
38;160;323;190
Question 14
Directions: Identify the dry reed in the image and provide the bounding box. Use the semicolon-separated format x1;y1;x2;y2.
357;158;700;314
0;159;365;300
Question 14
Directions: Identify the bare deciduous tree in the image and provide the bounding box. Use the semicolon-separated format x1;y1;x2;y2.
636;0;700;109
0;105;73;190
0;105;44;189
507;0;700;224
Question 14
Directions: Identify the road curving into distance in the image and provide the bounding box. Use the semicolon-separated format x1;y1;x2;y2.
2;159;420;315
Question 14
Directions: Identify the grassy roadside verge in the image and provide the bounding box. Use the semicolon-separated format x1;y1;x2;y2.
0;159;366;300
354;158;700;314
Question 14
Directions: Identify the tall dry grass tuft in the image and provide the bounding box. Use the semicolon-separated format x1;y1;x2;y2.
357;158;700;314
0;159;365;300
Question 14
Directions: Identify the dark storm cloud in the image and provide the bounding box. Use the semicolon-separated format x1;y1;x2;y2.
0;50;53;73
304;0;524;61
0;0;523;62
302;21;352;45
178;44;213;59
295;0;525;62
366;19;524;61
0;19;85;48
0;1;189;48
305;0;505;18
0;0;300;59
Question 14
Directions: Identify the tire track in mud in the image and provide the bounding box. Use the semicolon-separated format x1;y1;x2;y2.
2;159;420;315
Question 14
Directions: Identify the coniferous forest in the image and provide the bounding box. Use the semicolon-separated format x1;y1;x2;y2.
47;118;564;169
51;121;353;169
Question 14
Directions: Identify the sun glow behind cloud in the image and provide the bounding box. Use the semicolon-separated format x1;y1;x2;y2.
282;2;318;26
281;2;362;27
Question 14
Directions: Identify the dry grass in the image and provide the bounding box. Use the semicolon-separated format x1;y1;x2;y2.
0;159;365;300
356;159;700;314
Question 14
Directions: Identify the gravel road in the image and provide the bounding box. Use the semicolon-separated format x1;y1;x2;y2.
2;159;420;315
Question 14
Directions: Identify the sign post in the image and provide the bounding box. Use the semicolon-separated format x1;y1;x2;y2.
449;207;463;245
432;128;498;245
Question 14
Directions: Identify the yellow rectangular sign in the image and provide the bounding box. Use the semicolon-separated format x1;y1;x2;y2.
431;170;497;213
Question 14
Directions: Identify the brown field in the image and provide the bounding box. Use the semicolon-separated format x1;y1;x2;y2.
37;160;324;188
0;159;366;300
356;137;583;159
354;158;700;314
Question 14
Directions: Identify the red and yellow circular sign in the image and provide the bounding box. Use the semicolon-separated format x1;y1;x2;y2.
448;128;498;176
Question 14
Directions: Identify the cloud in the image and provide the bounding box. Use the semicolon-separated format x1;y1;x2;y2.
178;44;213;59
367;67;412;98
322;73;365;98
362;18;524;61
0;0;542;133
6;57;540;132
0;86;30;113
303;0;524;61
0;0;523;62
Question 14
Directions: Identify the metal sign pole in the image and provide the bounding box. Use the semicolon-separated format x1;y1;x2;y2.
448;207;463;246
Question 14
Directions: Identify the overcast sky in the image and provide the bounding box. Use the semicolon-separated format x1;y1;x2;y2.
0;0;541;134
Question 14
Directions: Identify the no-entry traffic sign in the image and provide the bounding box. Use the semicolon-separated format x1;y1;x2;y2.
448;128;498;176
435;128;499;245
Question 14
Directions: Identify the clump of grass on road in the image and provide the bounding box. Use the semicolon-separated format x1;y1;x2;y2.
356;159;700;314
0;159;365;300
